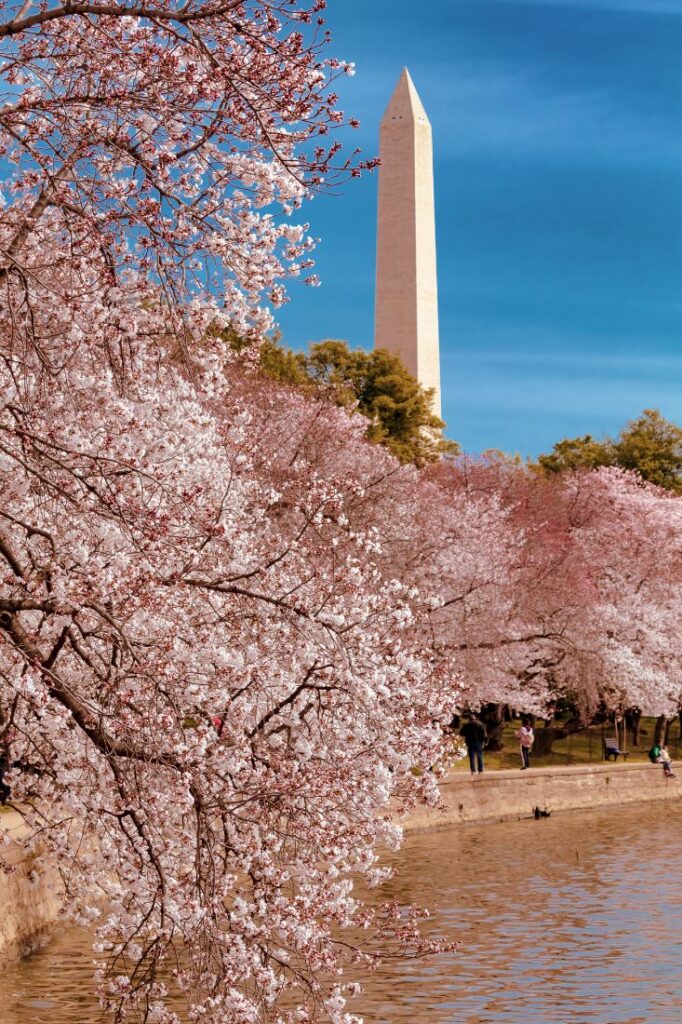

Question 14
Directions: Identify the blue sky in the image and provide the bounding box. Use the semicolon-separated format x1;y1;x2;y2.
276;0;682;456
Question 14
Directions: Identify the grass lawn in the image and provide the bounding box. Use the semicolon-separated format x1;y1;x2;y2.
449;715;682;772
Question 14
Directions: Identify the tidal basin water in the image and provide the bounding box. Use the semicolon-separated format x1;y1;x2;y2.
2;801;681;1024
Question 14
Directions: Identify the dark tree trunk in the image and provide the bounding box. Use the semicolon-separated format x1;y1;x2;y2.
532;715;583;757
654;716;668;745
625;709;642;747
532;727;566;757
479;702;507;752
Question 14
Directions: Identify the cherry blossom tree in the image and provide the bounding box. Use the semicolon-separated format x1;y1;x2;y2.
0;4;452;1023
565;468;682;717
0;0;370;344
510;466;682;719
438;461;682;721
2;2;682;1021
1;348;462;1023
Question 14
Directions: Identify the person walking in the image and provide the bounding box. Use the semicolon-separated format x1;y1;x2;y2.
460;714;487;775
516;719;534;770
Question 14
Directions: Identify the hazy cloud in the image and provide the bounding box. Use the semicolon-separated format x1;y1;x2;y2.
424;65;682;166
485;0;682;14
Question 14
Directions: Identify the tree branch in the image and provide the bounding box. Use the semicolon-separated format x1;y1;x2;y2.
0;0;243;38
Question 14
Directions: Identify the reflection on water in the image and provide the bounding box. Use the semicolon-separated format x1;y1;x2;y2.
0;928;100;1024
2;802;682;1023
363;803;682;1024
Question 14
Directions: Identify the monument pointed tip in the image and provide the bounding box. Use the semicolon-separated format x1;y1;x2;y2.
382;68;430;126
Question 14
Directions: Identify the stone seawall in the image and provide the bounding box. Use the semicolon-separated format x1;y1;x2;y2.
0;809;62;963
404;761;682;832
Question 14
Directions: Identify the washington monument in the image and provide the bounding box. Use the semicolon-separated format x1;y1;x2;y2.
374;69;441;419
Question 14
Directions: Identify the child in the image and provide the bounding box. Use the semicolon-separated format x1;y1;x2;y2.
516;719;534;770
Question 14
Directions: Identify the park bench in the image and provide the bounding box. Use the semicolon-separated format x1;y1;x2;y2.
603;737;629;761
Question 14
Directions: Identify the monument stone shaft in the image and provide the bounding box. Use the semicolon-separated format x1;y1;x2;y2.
374;68;441;419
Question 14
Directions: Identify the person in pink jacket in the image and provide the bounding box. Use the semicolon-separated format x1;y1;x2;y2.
516;719;534;770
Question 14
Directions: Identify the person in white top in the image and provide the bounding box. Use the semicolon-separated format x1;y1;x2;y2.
658;745;676;778
516;720;534;770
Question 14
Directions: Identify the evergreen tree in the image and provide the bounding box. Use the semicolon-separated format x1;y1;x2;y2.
613;410;682;492
535;409;682;492
535;435;614;475
257;336;458;466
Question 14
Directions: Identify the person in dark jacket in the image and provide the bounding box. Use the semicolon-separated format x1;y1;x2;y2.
0;744;10;805
459;714;487;775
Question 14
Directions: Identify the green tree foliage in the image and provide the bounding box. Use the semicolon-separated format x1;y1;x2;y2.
535;409;682;492
259;337;312;391
535;435;615;475
256;336;458;466
613;409;682;492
